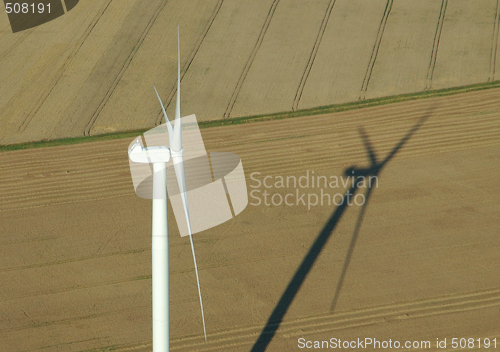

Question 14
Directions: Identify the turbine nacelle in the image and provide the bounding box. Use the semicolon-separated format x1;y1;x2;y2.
128;139;171;164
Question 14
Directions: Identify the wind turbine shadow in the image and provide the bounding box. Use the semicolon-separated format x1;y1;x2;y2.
329;113;428;312
250;113;429;352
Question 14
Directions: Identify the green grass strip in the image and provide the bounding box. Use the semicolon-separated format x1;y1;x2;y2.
2;80;500;152
0;129;150;152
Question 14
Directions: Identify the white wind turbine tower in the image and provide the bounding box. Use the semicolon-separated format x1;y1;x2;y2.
129;32;204;350
128;29;248;352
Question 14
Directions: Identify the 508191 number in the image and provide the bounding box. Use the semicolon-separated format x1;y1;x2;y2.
451;338;497;349
5;3;51;14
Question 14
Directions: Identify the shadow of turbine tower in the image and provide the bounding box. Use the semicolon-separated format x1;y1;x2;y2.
250;112;430;352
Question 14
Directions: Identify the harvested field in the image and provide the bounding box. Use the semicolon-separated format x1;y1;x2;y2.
177;0;277;122
1;0;500;144
431;0;498;89
362;0;442;99
0;88;499;351
297;0;388;109
227;0;333;117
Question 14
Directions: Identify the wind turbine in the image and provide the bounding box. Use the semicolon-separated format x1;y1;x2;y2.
128;29;248;352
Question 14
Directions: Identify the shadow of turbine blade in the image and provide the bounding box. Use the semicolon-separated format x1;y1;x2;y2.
250;111;430;352
4;0;79;33
330;113;430;312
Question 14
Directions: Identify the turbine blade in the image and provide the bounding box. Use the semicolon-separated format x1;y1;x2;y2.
172;26;182;151
173;156;207;341
188;231;207;342
171;27;206;341
153;86;173;141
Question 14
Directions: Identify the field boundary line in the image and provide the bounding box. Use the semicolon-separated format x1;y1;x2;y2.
359;0;393;100
426;0;448;89
292;0;337;111
155;0;225;126
223;0;281;118
84;0;169;136
2;80;500;151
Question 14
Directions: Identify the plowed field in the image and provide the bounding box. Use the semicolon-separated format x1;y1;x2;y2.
0;88;499;351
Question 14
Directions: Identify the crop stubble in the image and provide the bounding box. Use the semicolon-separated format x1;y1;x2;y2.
2;1;500;144
362;0;442;99
0;89;499;351
432;0;498;89
228;0;333;118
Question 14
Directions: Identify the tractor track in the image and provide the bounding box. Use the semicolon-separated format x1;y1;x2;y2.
426;0;448;90
167;287;500;351
154;0;225;126
359;0;393;100
1;87;500;351
223;0;281;119
84;0;170;136
0;248;149;274
292;0;337;112
1;88;500;211
0;274;153;302
0;27;35;63
60;287;500;352
1;305;148;334
489;0;500;81
16;0;114;134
